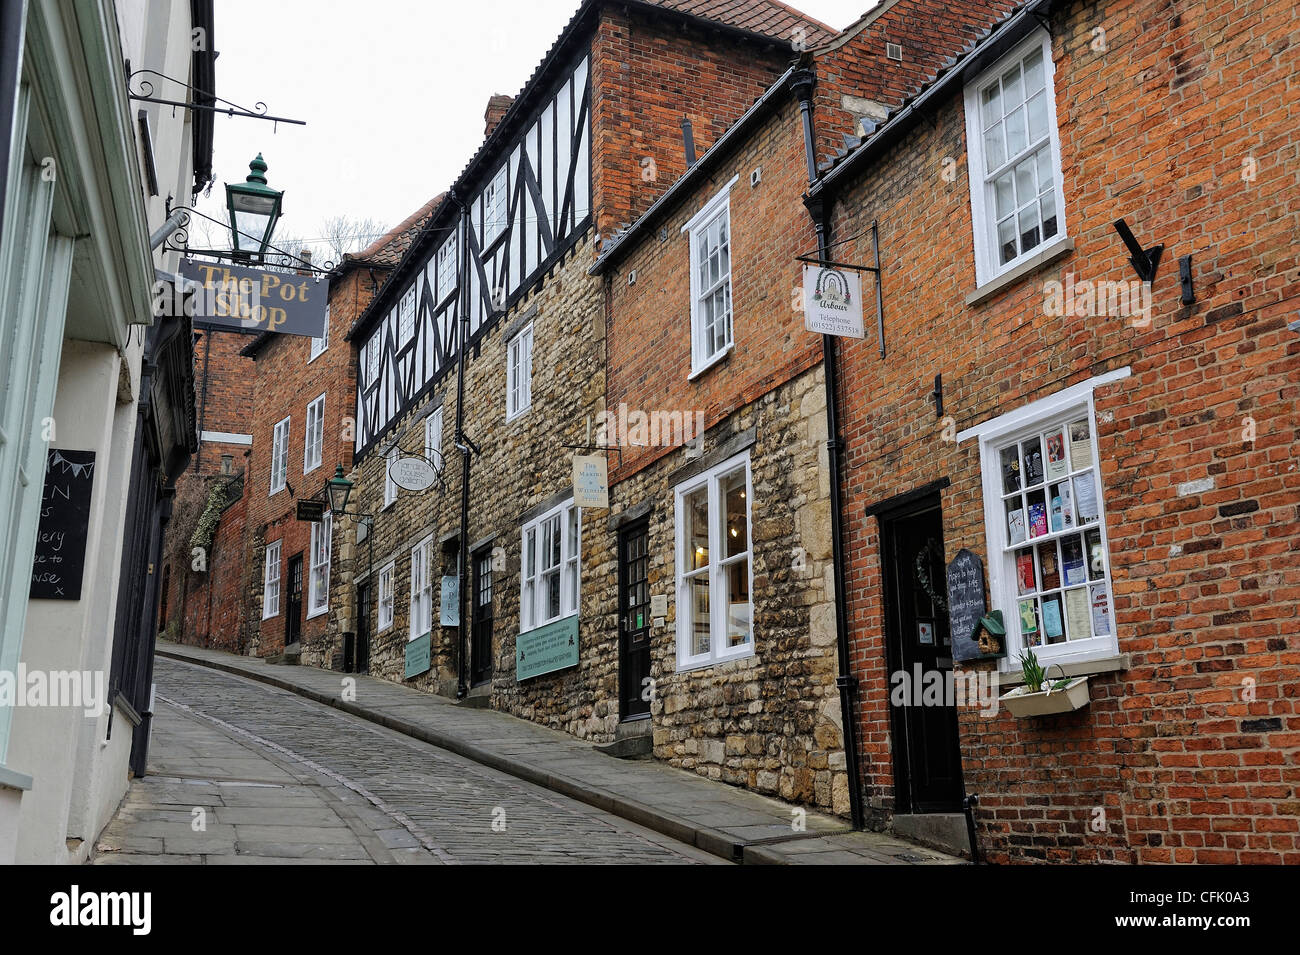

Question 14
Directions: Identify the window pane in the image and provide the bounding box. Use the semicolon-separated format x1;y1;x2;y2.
685;486;709;570
993;170;1015;218
725;557;750;647
1001;64;1023;109
1014;156;1037;207
1026;90;1048;143
545;568;560;619
1019;205;1041;253
981;82;1001;127
998;217;1017;265
1040;191;1059;240
724;470;747;558
690;575;710;655
1004;105;1027;157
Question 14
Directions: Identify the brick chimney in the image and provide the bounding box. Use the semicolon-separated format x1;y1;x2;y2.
484;94;514;138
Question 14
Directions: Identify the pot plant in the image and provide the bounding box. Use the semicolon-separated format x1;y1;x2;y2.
999;648;1091;717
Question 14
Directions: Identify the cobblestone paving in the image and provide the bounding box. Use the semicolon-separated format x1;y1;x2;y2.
94;658;721;865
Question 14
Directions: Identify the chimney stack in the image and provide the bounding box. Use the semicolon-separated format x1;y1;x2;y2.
484;94;514;138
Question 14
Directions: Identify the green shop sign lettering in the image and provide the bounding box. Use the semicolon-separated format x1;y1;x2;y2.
516;615;579;681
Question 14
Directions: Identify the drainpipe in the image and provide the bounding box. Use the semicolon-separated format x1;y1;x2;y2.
450;191;471;699
791;67;865;831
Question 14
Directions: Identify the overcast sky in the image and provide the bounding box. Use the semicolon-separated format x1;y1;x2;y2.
195;0;874;258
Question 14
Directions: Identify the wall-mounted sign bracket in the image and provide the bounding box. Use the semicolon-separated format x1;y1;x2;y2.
797;219;886;358
562;442;624;469
158;197;335;274
128;69;307;130
1113;218;1163;284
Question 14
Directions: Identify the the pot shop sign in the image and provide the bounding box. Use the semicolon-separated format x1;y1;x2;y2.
176;261;327;337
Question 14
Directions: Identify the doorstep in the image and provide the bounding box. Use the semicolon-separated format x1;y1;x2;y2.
889;812;971;859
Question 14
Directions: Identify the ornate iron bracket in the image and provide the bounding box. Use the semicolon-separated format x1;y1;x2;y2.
128;69;306;129
156;197;336;275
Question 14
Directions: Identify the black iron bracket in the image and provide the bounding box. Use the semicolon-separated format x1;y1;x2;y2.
562;442;625;468
797;219;887;358
1113;218;1163;284
1179;254;1195;304
158;197;335;274
931;373;943;418
128;69;306;129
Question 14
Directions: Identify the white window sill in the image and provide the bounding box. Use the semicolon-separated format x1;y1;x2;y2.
269;486;285;498
307;348;328;364
997;652;1128;687
304;462;321;476
966;236;1074;307
261;610;279;620
0;764;34;792
378;621;393;633
408;630;431;643
506;405;532;424
306;605;328;621
688;344;733;381
382;499;396;511
676;645;754;673
522;611;578;635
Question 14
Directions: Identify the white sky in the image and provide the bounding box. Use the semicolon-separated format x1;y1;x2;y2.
195;0;873;258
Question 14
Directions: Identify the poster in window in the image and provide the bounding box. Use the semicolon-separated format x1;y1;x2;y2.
1037;542;1059;590
1090;583;1111;635
1074;472;1099;524
1069;419;1093;469
1027;491;1048;538
1006;502;1027;546
1042;595;1065;643
1001;445;1021;494
1022;437;1044;486
1015;550;1036;595
1019;600;1040;646
1086;528;1106;580
1045;428;1067;481
1061;535;1087;586
1050;481;1073;532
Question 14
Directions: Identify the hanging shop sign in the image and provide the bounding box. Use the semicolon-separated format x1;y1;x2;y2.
516;615;579;681
439;575;459;627
295;499;326;522
30;450;96;600
178;260;327;337
802;264;865;339
572;454;609;509
391;456;438;493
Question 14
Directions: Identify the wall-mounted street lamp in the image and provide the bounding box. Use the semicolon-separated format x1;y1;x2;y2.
226;154;284;262
326;465;354;516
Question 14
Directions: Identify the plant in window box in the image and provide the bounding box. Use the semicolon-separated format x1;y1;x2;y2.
999;648;1091;717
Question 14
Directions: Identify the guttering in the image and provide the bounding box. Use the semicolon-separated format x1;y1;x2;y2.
590;65;799;275
791;68;865;832
449;190;471;700
810;0;1052;200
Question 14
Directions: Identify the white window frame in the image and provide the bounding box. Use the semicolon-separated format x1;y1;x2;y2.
519;498;581;633
683;174;738;378
270;415;290;495
262;540;282;619
425;406;444;472
963;29;1068;288
409;535;434;640
674;451;755;670
437;235;457;301
377;560;395;632
303;393;325;474
307;513;332;619
506;322;533;420
483;165;508;245
309;304;330;361
364;334;381;386
398;287;417;345
383;447;398;509
959;369;1130;672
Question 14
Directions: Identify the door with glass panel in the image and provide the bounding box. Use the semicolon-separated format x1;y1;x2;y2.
618;520;651;720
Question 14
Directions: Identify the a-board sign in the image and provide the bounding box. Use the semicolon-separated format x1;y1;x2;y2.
947;548;991;662
30;450;96;600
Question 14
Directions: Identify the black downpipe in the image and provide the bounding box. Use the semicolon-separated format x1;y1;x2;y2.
193;328;211;472
791;68;865;831
451;192;471;699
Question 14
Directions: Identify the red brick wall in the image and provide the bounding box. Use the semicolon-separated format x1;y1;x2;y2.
605;96;823;483
590;6;794;239
827;0;1299;862
180;481;248;653
244;266;382;657
191;328;258;473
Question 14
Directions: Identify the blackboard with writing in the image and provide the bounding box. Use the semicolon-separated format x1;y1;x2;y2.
946;548;988;663
30;449;95;600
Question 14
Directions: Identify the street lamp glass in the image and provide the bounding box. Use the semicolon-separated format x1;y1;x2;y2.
327;465;353;515
225;154;283;257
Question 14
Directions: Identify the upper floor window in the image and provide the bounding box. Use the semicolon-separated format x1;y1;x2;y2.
309;304;330;361
675;452;753;670
398;287;417;345
506;323;533;420
377;561;395;631
425;406;444;472
308;513;332;618
270;416;290;495
304;393;325;474
437;234;457;302
683;176;737;376
961;372;1128;670
964;30;1066;287
384;447;398;509
520;499;580;632
262;540;281;619
483;165;508;245
364;334;381;386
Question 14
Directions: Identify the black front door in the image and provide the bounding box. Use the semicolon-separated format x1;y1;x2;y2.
286;553;304;646
471;548;493;686
354;581;372;675
618;521;651;720
881;501;964;813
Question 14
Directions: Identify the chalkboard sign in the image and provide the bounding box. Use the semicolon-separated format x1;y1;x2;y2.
946;548;989;662
30;449;96;600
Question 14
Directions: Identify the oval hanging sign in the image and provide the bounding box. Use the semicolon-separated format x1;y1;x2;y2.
390;457;438;492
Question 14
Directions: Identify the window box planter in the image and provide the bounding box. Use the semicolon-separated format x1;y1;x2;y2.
999;675;1090;717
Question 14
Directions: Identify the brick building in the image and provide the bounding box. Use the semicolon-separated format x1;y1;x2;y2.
240;201;437;663
805;0;1299;862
